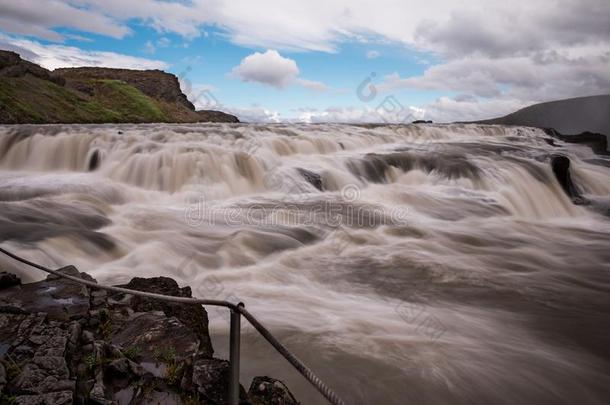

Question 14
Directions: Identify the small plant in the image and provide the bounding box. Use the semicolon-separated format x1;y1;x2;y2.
153;345;177;364
165;361;182;386
122;345;142;362
0;394;16;404
3;354;22;381
84;353;97;371
98;309;113;338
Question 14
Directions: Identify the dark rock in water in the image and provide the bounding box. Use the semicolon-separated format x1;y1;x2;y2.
0;271;20;289
544;138;558;147
553;131;609;155
551;155;586;204
297;168;323;191
249;376;299;405
412;120;433;124
348;151;480;183
88;149;100;171
0;268;297;404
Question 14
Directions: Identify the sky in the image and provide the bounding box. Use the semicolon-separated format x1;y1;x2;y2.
0;0;609;123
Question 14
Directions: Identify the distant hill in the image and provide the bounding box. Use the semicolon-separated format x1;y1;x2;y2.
477;95;610;136
0;50;239;124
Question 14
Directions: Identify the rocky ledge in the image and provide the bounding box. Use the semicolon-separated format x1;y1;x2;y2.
0;268;298;404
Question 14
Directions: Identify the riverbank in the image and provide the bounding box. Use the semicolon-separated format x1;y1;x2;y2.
0;266;297;404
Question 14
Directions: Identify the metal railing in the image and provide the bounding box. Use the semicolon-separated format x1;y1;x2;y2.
0;246;346;405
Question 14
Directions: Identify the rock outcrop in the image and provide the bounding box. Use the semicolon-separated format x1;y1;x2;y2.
0;51;65;86
0;50;239;124
0;267;297;404
54;67;195;111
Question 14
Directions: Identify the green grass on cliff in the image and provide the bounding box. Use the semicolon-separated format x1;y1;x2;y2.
92;79;167;122
0;76;170;124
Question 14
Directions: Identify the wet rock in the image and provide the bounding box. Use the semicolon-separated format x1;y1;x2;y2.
81;330;94;344
0;363;6;390
297;168;323;191
14;356;73;394
0;269;296;404
0;271;21;289
551;155;586;204
0;266;90;321
249;376;299;405
183;357;230;404
114;277;213;356
13;390;73;405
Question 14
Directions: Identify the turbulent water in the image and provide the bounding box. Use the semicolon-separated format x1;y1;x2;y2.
1;123;610;404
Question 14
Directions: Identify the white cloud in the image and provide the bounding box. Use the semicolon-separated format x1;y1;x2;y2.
143;40;156;54
0;0;130;41
231;49;329;91
366;50;380;59
296;78;329;92
0;36;168;70
297;105;425;124
231;49;299;89
225;106;281;123
2;0;610;121
157;37;171;47
421;96;528;123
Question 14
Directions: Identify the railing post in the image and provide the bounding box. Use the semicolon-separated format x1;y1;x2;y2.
229;307;241;405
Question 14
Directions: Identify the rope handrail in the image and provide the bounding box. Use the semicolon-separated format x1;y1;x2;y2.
0;246;347;405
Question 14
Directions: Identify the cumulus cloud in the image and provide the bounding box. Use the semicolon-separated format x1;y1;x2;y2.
231;50;299;88
0;0;130;41
231;50;329;91
1;0;609;121
0;36;168;70
297;105;425;124
225;106;281;123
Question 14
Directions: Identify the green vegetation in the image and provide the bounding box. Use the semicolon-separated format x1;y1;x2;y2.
122;345;142;362
98;308;114;339
84;353;97;371
0;77;171;124
153;345;182;386
153;345;177;364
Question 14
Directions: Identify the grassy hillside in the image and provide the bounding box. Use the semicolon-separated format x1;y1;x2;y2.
0;76;175;124
0;50;239;124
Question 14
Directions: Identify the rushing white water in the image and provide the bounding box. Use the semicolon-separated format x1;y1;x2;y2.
1;123;610;404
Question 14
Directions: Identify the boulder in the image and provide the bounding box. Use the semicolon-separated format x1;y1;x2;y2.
248;376;299;405
114;277;213;356
551;155;586;204
297;168;323;191
0;272;21;289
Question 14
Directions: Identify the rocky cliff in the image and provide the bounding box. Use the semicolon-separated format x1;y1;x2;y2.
0;267;296;404
0;50;239;124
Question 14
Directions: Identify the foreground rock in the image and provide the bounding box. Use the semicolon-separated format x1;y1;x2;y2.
0;267;297;404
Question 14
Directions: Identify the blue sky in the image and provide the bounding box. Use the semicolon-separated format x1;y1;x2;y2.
1;0;608;122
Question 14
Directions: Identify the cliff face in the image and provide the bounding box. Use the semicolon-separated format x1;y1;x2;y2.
0;51;239;124
54;67;196;111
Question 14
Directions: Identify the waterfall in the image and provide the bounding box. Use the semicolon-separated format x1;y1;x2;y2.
2;122;610;404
